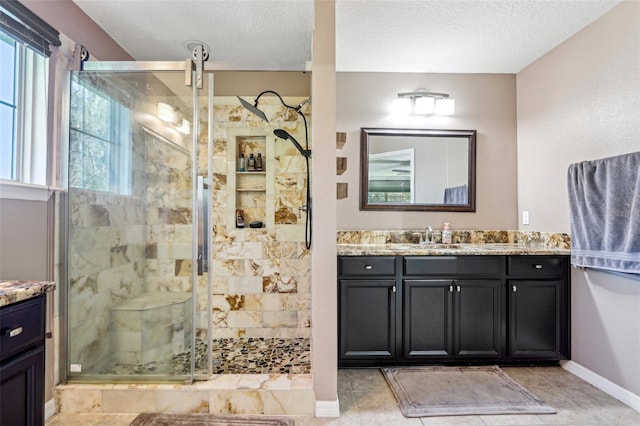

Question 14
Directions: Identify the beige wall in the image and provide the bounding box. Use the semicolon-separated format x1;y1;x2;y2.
215;72;310;96
517;0;640;396
0;199;50;280
336;72;518;231
311;0;338;410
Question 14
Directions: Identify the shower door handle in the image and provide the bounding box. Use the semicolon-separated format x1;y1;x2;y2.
197;176;209;275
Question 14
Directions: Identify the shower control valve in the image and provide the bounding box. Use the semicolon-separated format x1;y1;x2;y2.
298;205;309;218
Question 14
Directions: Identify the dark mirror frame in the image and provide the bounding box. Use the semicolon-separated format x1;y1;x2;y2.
360;128;477;212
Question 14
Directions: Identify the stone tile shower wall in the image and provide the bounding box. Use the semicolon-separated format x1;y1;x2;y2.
142;135;193;295
203;97;311;358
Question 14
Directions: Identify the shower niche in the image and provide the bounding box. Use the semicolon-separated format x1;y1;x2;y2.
231;135;269;228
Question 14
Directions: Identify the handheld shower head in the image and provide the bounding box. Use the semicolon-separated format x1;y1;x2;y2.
274;129;311;158
237;96;269;122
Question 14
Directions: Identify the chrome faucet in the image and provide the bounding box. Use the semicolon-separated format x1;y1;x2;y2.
424;226;434;244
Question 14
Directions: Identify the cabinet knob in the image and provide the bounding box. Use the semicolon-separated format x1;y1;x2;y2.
512;285;517;292
456;285;461;292
449;285;453;292
533;264;543;269
364;265;372;270
392;285;396;293
6;326;23;337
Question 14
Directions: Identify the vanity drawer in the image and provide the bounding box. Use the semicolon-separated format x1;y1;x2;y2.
404;256;503;277
508;256;567;277
0;295;46;360
339;256;396;276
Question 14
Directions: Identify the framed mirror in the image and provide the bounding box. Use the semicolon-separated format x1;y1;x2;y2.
360;128;476;211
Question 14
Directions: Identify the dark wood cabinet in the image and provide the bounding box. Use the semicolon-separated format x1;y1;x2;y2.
454;279;504;359
507;256;569;360
338;254;569;367
0;295;46;426
403;278;503;361
403;279;453;359
339;279;397;361
338;256;398;364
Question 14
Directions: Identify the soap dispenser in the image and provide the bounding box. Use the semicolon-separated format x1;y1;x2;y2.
442;222;452;244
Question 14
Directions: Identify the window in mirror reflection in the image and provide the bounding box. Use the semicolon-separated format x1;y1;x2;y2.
368;148;414;203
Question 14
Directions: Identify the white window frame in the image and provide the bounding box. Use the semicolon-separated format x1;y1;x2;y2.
0;29;49;191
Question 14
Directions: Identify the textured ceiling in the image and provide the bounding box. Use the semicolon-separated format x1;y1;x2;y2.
73;0;621;73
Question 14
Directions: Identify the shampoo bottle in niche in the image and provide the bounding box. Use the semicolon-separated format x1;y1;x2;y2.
237;153;245;171
246;153;256;171
442;222;452;244
255;153;263;171
236;209;245;228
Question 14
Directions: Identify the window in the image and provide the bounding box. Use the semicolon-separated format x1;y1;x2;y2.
0;29;49;185
68;74;132;194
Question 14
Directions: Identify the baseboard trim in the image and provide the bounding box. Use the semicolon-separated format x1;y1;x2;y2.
45;398;56;420
315;399;340;417
562;360;640;412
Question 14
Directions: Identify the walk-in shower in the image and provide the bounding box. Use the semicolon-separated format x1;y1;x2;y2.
64;54;313;385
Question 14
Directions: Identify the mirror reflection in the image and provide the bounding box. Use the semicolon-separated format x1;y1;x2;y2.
360;128;476;211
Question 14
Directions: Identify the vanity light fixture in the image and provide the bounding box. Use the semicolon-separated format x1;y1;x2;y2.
392;91;455;116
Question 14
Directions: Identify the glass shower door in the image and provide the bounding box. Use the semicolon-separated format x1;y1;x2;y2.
66;69;208;382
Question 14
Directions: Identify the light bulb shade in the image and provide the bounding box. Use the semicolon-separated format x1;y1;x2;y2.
157;102;177;123
175;118;191;135
390;98;411;115
414;96;435;114
435;98;455;115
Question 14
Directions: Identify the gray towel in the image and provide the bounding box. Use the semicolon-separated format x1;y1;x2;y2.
443;184;468;204
567;151;640;275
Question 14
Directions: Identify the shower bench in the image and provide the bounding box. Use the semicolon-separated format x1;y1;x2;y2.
109;292;192;365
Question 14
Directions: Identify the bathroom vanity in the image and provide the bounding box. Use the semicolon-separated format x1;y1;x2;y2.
337;244;570;367
0;280;55;426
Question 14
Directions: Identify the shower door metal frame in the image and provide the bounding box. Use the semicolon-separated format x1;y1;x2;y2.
64;58;215;384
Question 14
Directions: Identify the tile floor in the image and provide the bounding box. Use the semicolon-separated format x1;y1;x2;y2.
46;366;640;425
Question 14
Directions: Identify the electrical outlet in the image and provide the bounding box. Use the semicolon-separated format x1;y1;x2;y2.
522;211;530;225
70;364;82;372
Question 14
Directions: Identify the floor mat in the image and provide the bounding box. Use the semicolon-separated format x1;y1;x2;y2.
381;365;556;417
129;413;294;426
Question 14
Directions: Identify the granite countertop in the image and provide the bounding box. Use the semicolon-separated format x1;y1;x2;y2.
337;242;571;256
0;280;56;308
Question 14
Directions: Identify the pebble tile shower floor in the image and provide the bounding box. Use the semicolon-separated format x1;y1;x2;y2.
106;338;311;376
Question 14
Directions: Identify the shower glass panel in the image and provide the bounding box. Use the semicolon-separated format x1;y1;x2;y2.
66;69;210;382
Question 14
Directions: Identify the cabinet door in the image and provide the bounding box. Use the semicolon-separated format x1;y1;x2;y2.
339;279;397;362
0;346;44;426
454;279;504;359
403;280;453;359
509;279;568;359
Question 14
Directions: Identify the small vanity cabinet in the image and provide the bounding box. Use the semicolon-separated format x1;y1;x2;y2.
0;295;46;426
507;256;570;360
338;254;570;367
338;256;398;362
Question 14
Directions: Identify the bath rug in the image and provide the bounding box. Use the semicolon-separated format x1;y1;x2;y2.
381;365;556;417
129;412;294;426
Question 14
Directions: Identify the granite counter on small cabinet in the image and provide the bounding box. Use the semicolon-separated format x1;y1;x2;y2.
1;280;55;426
336;244;570;367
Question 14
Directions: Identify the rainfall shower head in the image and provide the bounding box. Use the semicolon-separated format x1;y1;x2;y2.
274;129;311;158
237;96;269;122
